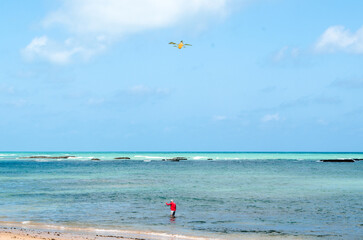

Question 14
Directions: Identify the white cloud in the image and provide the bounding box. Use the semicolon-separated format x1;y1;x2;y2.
7;99;28;107
317;119;328;126
22;36;105;64
87;98;105;106
261;113;280;122
213;115;227;121
129;85;169;96
273;46;300;62
44;0;229;36
24;0;231;64
315;25;363;54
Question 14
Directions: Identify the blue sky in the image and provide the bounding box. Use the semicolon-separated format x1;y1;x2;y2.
1;0;363;151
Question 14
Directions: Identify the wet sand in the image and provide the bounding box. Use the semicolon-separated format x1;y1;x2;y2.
0;227;106;240
0;226;317;240
0;226;217;240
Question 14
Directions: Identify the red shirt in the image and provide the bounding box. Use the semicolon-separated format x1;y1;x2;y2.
166;202;176;211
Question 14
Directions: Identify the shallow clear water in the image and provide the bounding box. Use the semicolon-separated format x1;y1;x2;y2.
0;152;362;239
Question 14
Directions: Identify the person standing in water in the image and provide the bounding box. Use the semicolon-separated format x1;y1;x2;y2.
166;199;176;217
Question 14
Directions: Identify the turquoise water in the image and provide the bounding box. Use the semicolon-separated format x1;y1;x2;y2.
0;152;362;239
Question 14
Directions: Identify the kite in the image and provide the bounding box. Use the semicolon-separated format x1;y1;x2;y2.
169;40;192;49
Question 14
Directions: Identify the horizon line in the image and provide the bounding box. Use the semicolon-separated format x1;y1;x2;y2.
1;151;363;153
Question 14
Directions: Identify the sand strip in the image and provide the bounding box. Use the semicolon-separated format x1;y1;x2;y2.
0;226;221;240
0;224;315;240
0;226;150;240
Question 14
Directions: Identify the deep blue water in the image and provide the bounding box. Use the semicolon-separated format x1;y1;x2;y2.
0;152;362;239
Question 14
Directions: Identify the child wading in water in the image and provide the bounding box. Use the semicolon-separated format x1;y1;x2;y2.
166;200;176;217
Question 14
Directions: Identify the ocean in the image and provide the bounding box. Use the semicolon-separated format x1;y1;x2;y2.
0;152;362;239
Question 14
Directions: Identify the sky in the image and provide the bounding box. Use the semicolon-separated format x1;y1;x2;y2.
1;0;363;152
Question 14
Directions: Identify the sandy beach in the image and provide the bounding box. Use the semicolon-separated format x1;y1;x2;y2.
0;225;222;240
0;226;179;240
0;225;316;240
0;227;101;240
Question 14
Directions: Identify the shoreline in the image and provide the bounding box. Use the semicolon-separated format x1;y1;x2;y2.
0;222;221;240
0;222;315;240
0;227;211;240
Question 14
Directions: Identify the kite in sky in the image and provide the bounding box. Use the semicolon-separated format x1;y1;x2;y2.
169;40;192;49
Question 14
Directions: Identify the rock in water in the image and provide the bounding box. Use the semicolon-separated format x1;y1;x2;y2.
91;158;100;161
114;157;130;159
166;157;187;161
20;156;76;159
320;159;355;162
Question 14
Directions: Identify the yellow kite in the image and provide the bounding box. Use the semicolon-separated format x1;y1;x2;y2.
169;40;192;49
